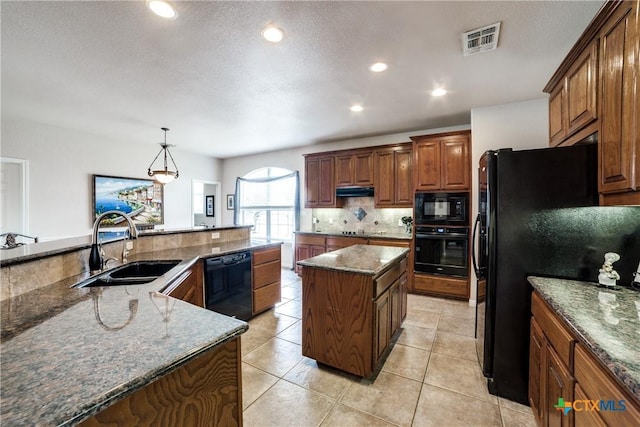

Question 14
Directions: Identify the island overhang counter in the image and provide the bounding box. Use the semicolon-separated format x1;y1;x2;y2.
297;244;409;377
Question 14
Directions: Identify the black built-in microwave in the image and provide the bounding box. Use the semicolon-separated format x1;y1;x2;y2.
414;192;469;225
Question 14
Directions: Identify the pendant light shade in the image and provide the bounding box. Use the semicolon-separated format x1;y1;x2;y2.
148;127;179;184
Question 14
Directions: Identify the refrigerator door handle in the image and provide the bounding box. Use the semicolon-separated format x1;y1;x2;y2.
471;213;481;276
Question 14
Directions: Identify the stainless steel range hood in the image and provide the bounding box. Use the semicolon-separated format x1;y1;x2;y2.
336;187;374;197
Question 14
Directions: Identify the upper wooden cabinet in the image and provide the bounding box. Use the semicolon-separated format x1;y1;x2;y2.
336;150;374;187
411;131;471;191
374;143;413;207
547;41;598;146
598;1;639;201
545;0;639;205
304;154;341;208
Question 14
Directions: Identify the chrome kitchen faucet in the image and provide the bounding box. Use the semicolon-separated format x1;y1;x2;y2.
89;210;138;272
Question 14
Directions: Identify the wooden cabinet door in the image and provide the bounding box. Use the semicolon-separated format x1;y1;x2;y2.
545;344;574;427
305;155;337;207
549;82;567;146
394;148;413;206
336;151;373;187
399;272;408;322
305;157;320;207
295;244;311;275
390;280;401;337
599;2;639;195
374;290;391;362
374;150;394;206
441;136;470;190
529;318;545;426
165;261;204;308
566;41;598;135
336;155;354;187
414;139;441;191
354;151;374;186
318;157;337;206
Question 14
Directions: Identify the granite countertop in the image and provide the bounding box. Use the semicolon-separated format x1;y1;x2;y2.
528;276;640;401
0;225;252;266
0;239;281;426
295;230;412;240
297;244;409;275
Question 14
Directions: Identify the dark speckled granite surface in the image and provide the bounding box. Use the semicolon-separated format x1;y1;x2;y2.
297;244;409;275
0;239;281;426
528;276;640;401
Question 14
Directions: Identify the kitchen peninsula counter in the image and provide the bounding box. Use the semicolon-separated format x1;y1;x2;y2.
0;238;280;426
528;276;640;401
298;245;409;377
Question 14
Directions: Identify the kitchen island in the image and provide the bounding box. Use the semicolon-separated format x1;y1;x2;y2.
298;244;409;377
528;276;640;425
1;235;281;426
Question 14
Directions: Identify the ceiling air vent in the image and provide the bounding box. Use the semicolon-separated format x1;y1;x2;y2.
462;22;501;56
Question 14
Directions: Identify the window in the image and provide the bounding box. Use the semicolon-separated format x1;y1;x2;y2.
236;167;299;242
192;181;204;214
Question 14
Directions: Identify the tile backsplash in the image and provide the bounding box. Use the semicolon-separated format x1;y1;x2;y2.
311;197;412;235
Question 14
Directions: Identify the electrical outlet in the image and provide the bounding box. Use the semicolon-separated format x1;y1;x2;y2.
211;232;220;239
125;241;134;250
211;247;220;254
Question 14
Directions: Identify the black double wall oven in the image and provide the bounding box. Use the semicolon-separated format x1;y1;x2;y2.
414;192;469;278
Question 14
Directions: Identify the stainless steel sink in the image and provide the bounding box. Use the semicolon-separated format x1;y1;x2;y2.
74;260;182;288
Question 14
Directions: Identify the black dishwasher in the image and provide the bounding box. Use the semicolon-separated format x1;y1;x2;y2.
204;251;252;320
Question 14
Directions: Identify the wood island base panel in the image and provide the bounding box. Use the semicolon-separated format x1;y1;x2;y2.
298;245;409;378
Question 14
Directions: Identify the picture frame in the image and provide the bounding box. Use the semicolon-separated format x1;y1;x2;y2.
205;195;215;217
92;174;164;227
226;194;235;210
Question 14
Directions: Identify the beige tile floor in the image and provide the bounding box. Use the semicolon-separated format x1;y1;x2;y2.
241;269;537;427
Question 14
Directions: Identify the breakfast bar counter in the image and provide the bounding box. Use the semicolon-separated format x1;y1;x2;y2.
0;237;281;426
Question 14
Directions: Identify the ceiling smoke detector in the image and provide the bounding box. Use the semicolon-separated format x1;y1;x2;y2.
462;22;501;56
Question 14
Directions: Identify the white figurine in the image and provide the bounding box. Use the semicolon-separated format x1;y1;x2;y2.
598;252;621;288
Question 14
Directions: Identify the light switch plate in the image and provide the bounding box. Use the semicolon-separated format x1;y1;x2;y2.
125;241;134;250
211;232;220;239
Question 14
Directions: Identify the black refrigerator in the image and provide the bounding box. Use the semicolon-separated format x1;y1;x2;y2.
473;143;599;405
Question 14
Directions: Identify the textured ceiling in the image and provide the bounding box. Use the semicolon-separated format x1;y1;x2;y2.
1;1;604;159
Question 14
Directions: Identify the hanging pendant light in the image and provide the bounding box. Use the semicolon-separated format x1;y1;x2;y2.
147;127;179;184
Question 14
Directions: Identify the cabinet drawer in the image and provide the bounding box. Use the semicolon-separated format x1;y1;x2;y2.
253;247;280;265
413;274;468;298
531;292;575;368
326;236;366;249
574;344;640;425
375;264;400;297
253;281;281;314
296;234;326;246
253;259;281;289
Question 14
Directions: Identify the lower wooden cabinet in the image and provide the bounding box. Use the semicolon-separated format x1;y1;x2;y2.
530;291;640;427
294;234;326;275
412;273;469;299
80;338;243;427
163;261;204;307
252;246;281;315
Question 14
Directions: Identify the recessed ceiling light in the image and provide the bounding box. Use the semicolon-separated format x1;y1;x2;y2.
350;105;364;112
369;62;388;72
262;26;284;43
146;0;178;19
431;88;447;97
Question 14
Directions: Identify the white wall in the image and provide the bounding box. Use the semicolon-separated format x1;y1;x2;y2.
1;118;222;240
468;98;549;305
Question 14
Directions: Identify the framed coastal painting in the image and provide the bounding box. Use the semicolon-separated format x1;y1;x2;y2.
92;174;164;227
